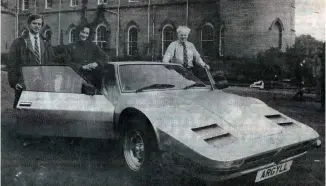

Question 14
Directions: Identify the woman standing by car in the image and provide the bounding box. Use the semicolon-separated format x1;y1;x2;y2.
64;23;109;89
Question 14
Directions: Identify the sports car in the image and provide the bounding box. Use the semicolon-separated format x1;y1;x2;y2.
12;62;321;183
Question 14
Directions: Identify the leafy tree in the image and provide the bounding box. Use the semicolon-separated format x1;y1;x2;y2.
293;35;324;55
223;34;324;84
286;35;324;86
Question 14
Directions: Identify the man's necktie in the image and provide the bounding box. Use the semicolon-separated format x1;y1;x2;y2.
182;42;189;68
34;36;41;64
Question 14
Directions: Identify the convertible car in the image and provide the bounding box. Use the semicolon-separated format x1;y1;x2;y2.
12;62;321;183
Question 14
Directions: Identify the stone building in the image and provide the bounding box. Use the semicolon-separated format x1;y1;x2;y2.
1;1;17;54
1;0;296;64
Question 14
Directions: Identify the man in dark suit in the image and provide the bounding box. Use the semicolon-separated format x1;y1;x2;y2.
7;13;54;108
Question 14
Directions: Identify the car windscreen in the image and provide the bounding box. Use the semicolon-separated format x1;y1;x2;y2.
118;64;207;92
22;66;87;93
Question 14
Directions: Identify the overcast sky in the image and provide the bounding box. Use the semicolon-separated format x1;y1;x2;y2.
296;0;325;41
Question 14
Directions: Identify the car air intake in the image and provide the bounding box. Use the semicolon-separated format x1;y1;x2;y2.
265;114;294;126
192;124;230;142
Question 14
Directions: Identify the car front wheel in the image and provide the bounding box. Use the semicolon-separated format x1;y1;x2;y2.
123;128;146;172
122;118;161;182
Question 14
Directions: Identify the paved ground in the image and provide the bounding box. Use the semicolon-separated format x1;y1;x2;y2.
1;71;325;185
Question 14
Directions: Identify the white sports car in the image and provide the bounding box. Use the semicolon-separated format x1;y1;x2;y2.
12;62;321;183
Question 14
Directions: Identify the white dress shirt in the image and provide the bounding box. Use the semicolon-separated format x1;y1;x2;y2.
162;40;206;68
29;32;41;60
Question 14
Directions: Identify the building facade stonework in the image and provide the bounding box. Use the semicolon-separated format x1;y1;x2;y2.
1;0;295;63
1;4;17;54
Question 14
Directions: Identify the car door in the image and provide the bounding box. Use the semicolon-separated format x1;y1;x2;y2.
15;65;116;139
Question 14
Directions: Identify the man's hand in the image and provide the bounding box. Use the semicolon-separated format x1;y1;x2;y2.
82;64;91;70
82;62;98;71
15;83;23;90
203;64;210;70
88;62;98;69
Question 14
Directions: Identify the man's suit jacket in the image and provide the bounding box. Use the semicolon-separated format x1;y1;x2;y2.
7;33;54;88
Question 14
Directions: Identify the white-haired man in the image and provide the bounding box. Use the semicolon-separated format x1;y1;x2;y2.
162;25;210;71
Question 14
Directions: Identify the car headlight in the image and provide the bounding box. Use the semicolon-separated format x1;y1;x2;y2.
311;138;322;148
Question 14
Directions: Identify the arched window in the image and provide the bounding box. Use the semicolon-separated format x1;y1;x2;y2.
96;25;108;49
272;21;283;49
69;28;78;43
162;24;175;56
128;26;138;56
219;25;225;56
269;18;284;50
201;23;214;57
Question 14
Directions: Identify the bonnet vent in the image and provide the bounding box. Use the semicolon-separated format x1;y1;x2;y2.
265;114;294;126
192;124;230;142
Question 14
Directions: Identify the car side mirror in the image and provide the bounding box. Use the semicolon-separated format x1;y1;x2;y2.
81;82;97;96
215;80;229;89
211;71;229;90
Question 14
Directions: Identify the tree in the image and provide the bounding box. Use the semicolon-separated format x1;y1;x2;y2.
293;35;324;57
220;35;324;84
285;35;324;86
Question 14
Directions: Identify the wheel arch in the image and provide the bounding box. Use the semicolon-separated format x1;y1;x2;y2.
115;107;162;151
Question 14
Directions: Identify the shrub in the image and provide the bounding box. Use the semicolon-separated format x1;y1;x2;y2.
222;48;292;83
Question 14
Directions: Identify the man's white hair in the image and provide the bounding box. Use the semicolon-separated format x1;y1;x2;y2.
177;26;191;35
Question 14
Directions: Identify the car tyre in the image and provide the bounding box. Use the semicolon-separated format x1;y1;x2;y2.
122;117;162;184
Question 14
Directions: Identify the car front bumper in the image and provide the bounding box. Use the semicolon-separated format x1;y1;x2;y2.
160;151;308;182
159;140;320;182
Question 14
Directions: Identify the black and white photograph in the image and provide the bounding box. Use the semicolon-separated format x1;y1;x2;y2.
0;0;325;185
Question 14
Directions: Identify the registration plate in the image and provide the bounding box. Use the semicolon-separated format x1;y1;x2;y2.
255;160;293;182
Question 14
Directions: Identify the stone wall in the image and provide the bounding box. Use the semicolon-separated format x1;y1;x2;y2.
220;0;295;57
1;7;16;54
